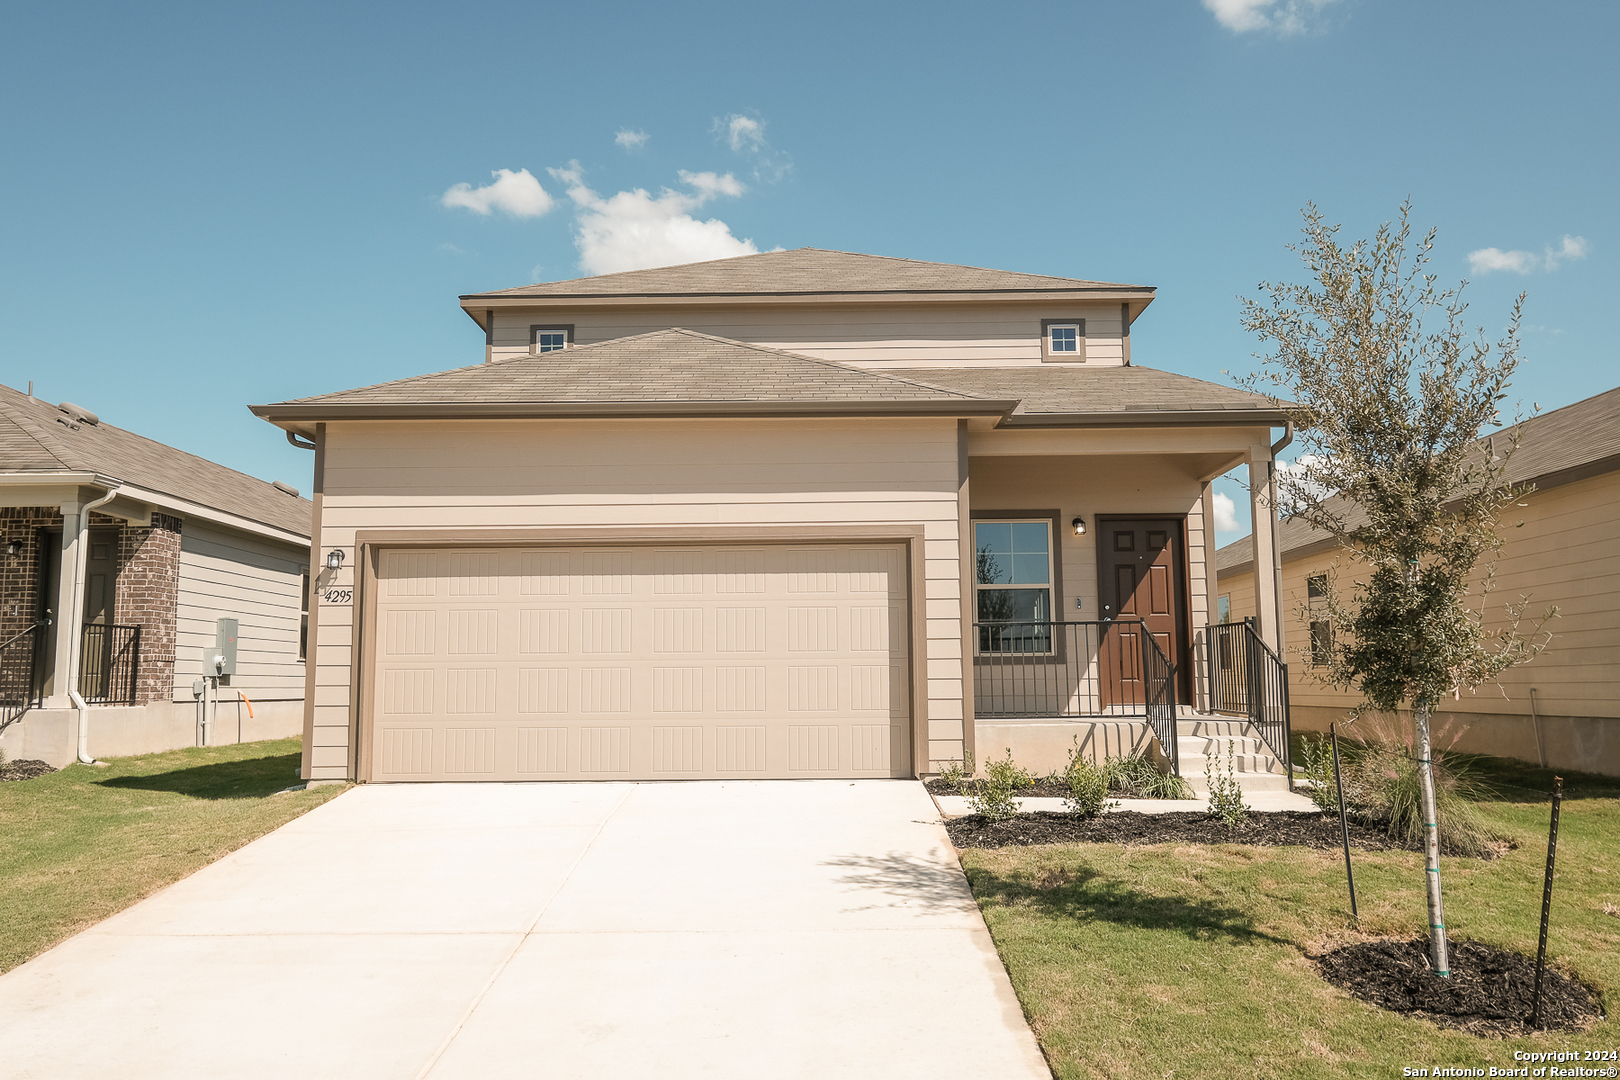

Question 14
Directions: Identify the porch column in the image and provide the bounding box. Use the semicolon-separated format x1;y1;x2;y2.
44;496;89;709
1247;451;1282;655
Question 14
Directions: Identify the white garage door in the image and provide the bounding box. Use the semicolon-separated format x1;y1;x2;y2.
366;544;912;781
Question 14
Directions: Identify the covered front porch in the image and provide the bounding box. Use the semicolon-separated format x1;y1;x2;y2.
957;420;1293;787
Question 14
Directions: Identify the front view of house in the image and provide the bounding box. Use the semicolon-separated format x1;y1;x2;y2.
254;249;1291;784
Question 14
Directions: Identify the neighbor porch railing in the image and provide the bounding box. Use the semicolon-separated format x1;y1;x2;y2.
79;623;140;705
973;618;1179;775
1205;617;1292;785
1;621;43;726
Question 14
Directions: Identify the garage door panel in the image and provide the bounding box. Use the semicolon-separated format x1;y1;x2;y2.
368;543;913;781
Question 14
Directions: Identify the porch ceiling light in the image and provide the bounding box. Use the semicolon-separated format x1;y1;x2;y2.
1071;516;1087;536
326;549;345;571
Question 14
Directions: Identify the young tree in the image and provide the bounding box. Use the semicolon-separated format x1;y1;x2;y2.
1239;202;1555;977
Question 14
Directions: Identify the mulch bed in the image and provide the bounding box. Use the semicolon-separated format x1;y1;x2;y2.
1316;937;1604;1035
0;758;58;783
943;809;1509;858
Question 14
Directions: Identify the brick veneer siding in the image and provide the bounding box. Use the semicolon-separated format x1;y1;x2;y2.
0;507;182;707
0;508;60;705
109;512;182;706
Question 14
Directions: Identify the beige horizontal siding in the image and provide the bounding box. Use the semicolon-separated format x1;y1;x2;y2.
173;524;308;703
1218;470;1620;724
306;417;965;779
485;303;1129;368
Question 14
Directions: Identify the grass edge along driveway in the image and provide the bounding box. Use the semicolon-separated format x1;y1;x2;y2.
0;737;347;974
955;758;1620;1080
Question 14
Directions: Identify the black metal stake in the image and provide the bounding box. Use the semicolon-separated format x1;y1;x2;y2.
1531;775;1563;1028
1330;723;1358;919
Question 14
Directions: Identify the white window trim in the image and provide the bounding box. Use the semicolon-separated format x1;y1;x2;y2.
529;324;575;355
1040;318;1087;363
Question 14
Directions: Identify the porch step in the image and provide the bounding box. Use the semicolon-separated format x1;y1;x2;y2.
1157;713;1293;795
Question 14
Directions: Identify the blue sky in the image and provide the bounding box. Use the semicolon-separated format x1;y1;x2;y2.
1;1;1613;542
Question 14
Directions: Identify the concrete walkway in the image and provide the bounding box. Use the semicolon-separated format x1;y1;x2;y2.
0;782;1050;1080
932;788;1319;816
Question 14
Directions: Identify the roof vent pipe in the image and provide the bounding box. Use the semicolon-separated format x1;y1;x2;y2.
272;481;301;497
58;402;100;426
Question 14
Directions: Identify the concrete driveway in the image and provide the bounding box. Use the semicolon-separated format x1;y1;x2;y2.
0;781;1050;1079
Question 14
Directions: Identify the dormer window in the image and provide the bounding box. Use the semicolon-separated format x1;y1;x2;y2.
1041;319;1086;362
530;325;574;354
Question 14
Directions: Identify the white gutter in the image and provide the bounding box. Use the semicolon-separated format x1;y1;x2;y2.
67;484;121;765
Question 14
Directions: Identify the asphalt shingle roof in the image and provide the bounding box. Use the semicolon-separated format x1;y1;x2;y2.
908;366;1281;420
462;248;1151;300
0;382;312;537
1215;385;1620;574
257;328;1287;428
278;329;992;408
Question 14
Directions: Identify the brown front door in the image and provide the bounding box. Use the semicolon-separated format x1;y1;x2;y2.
1096;518;1185;709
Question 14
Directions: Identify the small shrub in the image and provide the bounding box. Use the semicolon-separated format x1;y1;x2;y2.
1103;753;1194;800
1297;724;1499;856
983;748;1036;791
936;758;971;793
1063;757;1118;818
1205;738;1249;826
966;749;1022;821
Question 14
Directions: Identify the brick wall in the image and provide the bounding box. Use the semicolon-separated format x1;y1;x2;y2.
109;512;182;705
0;507;183;706
0;507;62;646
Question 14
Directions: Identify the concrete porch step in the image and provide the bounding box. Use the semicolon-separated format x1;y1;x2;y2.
1175;717;1257;738
1176;735;1269;757
1176;751;1286;776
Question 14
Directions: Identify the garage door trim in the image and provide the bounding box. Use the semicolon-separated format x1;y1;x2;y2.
349;525;930;781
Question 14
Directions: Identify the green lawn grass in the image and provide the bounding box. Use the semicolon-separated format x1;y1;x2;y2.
0;738;347;974
959;759;1620;1079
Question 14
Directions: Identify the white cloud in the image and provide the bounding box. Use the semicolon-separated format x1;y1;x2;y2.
1468;234;1590;275
615;128;648;149
1203;0;1336;35
719;115;765;153
440;168;554;218
1213;492;1240;533
549;163;757;276
714;113;791;182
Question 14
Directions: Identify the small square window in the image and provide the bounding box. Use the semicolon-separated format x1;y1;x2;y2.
1041;319;1086;362
530;325;574;354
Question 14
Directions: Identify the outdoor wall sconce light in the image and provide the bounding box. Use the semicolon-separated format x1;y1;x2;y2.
1071;516;1087;536
4;539;20;557
326;549;345;571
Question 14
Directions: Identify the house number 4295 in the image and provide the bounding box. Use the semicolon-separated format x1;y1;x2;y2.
323;588;353;605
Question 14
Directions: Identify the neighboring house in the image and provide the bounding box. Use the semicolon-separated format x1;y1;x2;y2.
252;248;1295;785
1217;386;1620;775
0;383;313;766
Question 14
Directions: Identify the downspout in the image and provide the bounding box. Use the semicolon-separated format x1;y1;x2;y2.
1268;422;1294;655
72;484;122;765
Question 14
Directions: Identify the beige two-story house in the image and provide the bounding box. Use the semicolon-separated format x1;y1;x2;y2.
253;249;1293;785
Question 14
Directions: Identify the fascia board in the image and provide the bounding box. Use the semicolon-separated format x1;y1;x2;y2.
457;290;1157;310
115;483;311;547
0;472;307;545
250;400;1018;422
997;409;1290;428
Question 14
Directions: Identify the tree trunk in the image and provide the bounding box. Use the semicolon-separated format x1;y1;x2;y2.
1414;700;1450;977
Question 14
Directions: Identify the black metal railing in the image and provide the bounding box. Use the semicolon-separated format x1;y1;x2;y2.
1141;631;1180;777
973;618;1180;774
1;622;43;726
79;623;140;705
1205;617;1292;784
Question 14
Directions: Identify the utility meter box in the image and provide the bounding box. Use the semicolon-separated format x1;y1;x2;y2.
206;618;239;677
